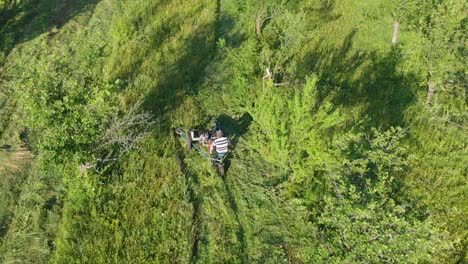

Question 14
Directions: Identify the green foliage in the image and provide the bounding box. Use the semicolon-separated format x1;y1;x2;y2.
314;128;451;263
0;0;465;263
398;0;466;109
394;1;468;260
7;34;117;160
250;76;342;173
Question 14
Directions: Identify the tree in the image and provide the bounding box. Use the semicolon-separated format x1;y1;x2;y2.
1;0;19;13
314;128;451;263
81;100;154;173
0;0;20;27
398;0;466;106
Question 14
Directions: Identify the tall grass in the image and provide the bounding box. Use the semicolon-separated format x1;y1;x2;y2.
0;0;465;263
0;149;32;173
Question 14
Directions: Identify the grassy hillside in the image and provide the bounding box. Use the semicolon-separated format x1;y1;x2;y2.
0;0;466;263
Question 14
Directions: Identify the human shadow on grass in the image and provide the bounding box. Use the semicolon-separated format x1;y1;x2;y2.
216;113;252;175
217;113;252;149
0;0;99;59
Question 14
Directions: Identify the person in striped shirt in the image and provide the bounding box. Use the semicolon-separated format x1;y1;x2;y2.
209;130;229;158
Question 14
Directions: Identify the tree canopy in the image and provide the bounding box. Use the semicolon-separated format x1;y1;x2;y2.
0;0;466;263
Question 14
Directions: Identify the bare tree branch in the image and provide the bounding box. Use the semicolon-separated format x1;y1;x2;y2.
99;100;154;152
81;100;154;173
262;67;272;80
255;5;274;38
426;70;436;103
392;20;400;45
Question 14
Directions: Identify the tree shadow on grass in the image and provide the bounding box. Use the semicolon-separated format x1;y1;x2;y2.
142;22;219;125
134;6;230;261
304;0;342;25
0;0;99;59
139;12;244;138
215;1;245;48
297;30;416;128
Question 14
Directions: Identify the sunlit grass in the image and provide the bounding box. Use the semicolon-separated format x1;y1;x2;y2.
0;0;465;263
0;149;32;173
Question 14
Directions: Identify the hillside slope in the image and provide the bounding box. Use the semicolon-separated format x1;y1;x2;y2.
0;0;466;263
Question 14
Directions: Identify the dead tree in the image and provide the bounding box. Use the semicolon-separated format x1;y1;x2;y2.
262;45;290;88
426;70;436;104
255;4;274;38
80;100;154;173
255;12;272;38
392;20;400;45
79;163;94;175
426;80;436;103
99;101;153;153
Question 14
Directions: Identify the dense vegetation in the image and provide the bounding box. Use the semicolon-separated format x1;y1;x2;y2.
0;0;466;263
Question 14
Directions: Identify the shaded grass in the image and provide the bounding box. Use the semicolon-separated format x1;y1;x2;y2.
0;0;99;61
0;0;464;263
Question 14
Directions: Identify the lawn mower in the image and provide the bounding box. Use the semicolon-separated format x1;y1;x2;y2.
174;120;228;176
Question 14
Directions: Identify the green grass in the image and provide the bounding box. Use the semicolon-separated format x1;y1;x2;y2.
0;0;466;263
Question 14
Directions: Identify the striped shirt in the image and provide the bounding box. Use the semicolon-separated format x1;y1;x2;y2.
213;137;229;153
